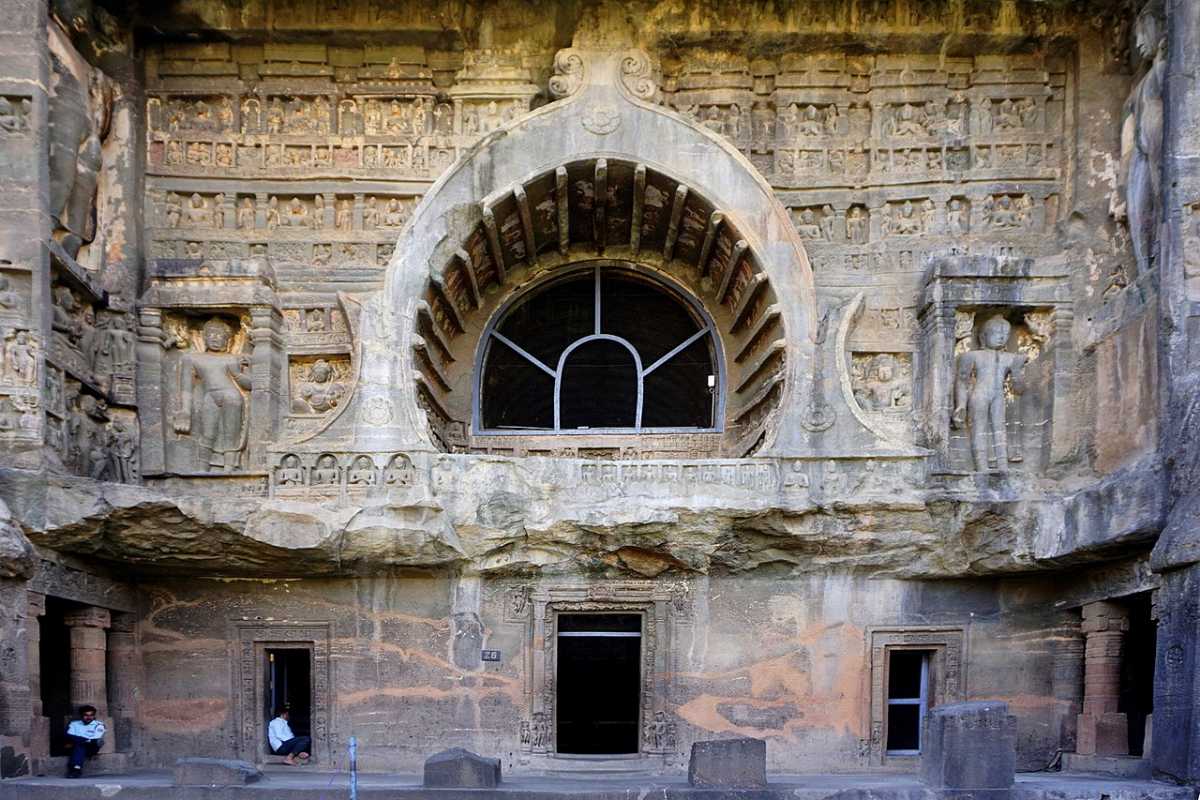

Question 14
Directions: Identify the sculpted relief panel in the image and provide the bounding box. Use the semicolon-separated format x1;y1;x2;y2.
101;4;1134;481
162;315;252;473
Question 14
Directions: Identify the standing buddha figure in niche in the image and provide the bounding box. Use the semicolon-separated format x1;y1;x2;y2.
1115;0;1166;276
952;316;1026;472
172;318;251;472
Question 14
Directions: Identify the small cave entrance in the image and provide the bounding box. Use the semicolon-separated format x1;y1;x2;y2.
264;647;312;752
40;598;75;757
555;613;642;755
1120;592;1156;757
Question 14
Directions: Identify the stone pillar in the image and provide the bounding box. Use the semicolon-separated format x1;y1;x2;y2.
914;303;956;470
1076;601;1129;756
247;306;284;471
63;607;112;753
106;613;137;753
1150;565;1200;782
1051;619;1085;754
26;592;47;762
0;580;34;777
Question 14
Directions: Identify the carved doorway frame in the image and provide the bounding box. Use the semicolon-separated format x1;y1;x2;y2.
520;583;680;756
231;621;332;764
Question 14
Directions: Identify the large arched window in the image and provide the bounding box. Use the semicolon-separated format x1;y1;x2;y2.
476;267;722;433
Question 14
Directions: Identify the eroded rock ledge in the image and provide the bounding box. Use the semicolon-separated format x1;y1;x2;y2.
0;453;1165;579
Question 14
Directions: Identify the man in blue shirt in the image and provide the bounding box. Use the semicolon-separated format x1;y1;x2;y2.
65;705;105;777
267;707;311;765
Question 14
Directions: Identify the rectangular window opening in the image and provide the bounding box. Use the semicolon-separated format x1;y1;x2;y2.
885;649;931;756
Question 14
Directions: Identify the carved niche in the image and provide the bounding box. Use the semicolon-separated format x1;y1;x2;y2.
915;256;1074;477
163;314;252;473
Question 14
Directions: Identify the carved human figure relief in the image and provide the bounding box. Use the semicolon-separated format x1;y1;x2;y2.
846;206;869;243
291;358;346;415
383;453;414;487
852;353;911;412
311;454;340;485
51;67;113;259
348;455;377;486
947;198;969;235
1114;0;1166;275
4;330;38;385
276;453;304;486
237;198;255;230
952;316;1026;472
171;317;251;472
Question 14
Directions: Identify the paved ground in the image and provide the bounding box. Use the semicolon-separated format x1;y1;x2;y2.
0;769;1192;800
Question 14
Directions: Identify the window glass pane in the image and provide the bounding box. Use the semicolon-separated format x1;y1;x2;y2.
886;704;920;751
559;339;638;429
496;273;594;366
479;267;719;431
642;336;715;428
600;273;700;364
480;336;554;429
888;650;925;700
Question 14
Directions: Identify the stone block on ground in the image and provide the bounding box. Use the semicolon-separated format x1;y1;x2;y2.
422;747;501;788
1076;711;1129;756
1062;752;1151;779
922;701;1016;793
174;757;263;786
688;737;767;788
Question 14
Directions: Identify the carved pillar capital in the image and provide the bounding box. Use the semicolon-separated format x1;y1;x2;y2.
1081;600;1131;634
63;607;111;629
26;591;45;618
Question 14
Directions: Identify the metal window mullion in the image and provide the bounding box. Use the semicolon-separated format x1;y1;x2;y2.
594;266;602;335
490;330;556;377
641;326;711;377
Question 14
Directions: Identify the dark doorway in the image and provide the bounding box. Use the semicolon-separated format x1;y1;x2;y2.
1120;593;1156;756
265;648;312;751
41;597;77;757
556;613;642;755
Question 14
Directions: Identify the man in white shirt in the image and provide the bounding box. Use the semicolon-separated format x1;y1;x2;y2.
267;707;311;765
65;705;106;777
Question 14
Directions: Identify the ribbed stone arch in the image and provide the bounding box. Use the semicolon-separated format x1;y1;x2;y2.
345;47;818;457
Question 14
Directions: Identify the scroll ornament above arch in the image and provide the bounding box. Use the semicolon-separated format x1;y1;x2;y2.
338;47;821;457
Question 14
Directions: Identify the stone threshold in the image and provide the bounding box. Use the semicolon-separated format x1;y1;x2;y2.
0;770;1190;800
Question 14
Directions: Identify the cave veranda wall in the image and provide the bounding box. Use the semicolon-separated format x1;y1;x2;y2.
132;569;1130;773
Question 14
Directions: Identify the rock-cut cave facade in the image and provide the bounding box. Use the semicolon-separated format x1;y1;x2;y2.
1;0;1200;783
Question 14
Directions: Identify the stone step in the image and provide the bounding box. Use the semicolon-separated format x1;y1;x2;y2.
531;755;668;777
34;753;129;778
1062;753;1152;779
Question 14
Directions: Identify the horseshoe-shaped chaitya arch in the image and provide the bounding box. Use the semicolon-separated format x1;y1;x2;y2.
348;47;819;457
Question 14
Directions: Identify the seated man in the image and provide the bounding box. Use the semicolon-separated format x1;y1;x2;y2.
65;705;106;778
268;707;311;765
